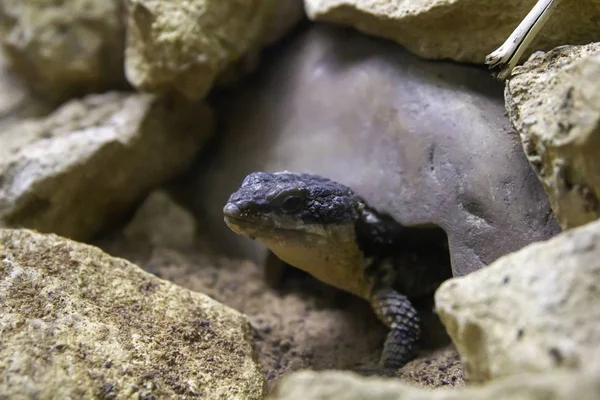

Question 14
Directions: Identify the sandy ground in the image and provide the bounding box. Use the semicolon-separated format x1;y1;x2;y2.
97;231;464;393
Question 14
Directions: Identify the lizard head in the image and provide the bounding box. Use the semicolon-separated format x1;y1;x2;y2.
223;171;363;244
223;171;370;296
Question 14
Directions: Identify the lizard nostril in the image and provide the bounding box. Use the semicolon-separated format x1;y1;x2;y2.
223;202;241;218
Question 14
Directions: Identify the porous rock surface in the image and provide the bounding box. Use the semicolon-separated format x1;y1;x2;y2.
267;369;600;400
506;43;600;229
0;229;265;399
190;24;559;277
0;0;127;101
435;218;600;382
125;0;304;100
304;0;600;63
0;92;213;241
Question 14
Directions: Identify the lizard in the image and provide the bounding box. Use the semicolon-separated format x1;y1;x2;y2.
223;171;451;369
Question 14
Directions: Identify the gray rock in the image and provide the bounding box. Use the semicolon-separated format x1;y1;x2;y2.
123;189;197;248
0;228;265;399
435;218;600;382
190;25;559;277
505;43;600;229
125;0;304;100
267;369;600;400
304;0;600;64
0;0;127;102
0;92;213;241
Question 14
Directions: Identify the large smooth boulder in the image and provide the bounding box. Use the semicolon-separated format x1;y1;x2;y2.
0;92;213;241
190;24;559;277
505;43;600;229
435;218;600;382
303;0;600;64
0;228;265;399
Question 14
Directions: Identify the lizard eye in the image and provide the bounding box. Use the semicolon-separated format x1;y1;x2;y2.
279;194;304;214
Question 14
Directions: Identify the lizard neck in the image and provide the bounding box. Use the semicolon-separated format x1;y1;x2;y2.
262;221;373;299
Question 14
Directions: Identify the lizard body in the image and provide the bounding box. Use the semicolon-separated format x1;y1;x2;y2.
223;171;450;368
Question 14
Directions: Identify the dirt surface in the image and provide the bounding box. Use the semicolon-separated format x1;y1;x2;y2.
97;231;465;393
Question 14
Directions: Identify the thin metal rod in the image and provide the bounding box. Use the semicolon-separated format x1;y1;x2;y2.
486;0;563;79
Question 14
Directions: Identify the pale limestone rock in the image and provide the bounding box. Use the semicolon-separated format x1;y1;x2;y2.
125;0;303;100
505;43;600;229
304;0;600;63
0;92;213;241
123;189;197;248
267;369;600;400
0;0;127;101
435;218;600;382
0;228;265;399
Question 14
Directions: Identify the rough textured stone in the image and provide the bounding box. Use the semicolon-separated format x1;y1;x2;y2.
303;0;600;64
216;1;306;88
0;0;127;101
0;229;265;399
123;189;197;248
435;218;600;382
0;92;213;241
125;0;304;100
505;43;600;230
267;369;600;400
189;24;559;277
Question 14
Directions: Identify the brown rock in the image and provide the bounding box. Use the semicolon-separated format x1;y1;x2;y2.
304;0;600;64
267;369;600;400
505;42;600;229
125;0;304;100
435;218;600;382
0;228;265;399
0;0;127;101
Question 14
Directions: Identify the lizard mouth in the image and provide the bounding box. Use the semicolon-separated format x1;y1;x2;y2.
223;203;327;242
223;203;273;234
223;214;323;240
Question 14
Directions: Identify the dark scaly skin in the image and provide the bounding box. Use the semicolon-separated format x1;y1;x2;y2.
223;171;451;370
371;288;420;368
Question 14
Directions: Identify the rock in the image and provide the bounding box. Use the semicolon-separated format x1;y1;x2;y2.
0;92;213;241
435;218;600;382
267;369;600;400
303;0;600;64
396;346;465;388
123;189;197;248
0;0;127;102
125;0;304;100
261;1;306;47
505;43;600;230
0;229;265;399
189;24;559;277
216;1;306;88
0;50;53;130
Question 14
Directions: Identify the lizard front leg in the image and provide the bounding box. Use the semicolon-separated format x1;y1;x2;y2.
370;287;420;369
